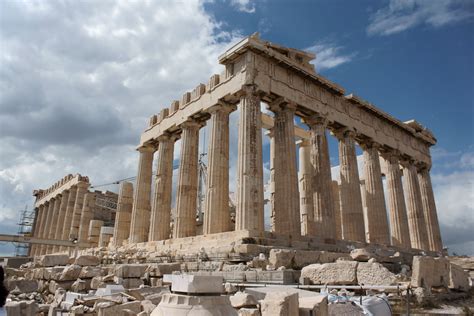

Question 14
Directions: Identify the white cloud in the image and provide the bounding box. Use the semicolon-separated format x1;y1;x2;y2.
367;0;474;36
306;42;356;71
230;0;257;13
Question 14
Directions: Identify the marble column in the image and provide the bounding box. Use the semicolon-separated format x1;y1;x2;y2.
383;152;411;248
418;166;442;251
39;201;53;255
88;220;103;247
47;196;62;253
52;191;69;253
113;182;134;246
267;130;276;231
297;139;315;236
149;135;175;241
402;161;429;250
332;181;343;240
204;104;235;235
306;117;336;239
236;85;264;232
129;145;155;243
360;179;369;241
174;120;200;238
33;205;46;257
270;102;300;236
70;182;89;240
336;130;366;242
78;192;96;244
60;186;77;252
362;141;390;245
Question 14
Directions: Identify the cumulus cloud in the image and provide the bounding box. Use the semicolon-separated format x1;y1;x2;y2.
367;0;474;36
306;42;356;71
432;149;474;255
0;0;243;255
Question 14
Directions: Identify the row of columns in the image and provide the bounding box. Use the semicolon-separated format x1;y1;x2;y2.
31;182;90;256
128;86;442;252
297;127;442;251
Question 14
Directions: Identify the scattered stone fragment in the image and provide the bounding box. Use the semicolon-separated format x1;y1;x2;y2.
299;295;328;316
75;255;101;266
230;291;258;308
448;263;469;291
356;262;397;286
301;261;358;285
260;291;298;316
40;254;69;267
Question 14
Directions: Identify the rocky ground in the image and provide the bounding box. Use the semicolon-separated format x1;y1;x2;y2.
2;247;473;315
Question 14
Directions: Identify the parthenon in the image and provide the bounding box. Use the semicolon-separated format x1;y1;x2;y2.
124;33;442;253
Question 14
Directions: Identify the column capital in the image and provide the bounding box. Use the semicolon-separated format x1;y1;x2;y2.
137;145;156;153
416;161;431;172
380;149;402;163
359;139;381;151
400;157;418;168
332;127;357;140
207;103;237;115
303;114;329;128
179;118;203;130
241;84;258;96
157;133;178;143
267;97;297;113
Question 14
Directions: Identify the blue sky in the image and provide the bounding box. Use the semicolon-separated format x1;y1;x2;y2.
0;0;473;256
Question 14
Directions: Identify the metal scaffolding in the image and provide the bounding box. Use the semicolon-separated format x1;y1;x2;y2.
14;205;35;257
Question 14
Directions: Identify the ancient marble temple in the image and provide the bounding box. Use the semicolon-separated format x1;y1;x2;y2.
30;35;443;256
126;34;442;253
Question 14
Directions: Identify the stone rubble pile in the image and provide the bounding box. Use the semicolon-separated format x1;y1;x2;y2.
3;248;472;315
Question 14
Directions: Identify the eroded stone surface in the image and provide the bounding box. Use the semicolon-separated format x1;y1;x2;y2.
301;261;358;285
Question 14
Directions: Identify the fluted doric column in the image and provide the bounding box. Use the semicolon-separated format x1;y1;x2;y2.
383;151;411;248
306;117;336;239
60;186;77;252
236;85;264;232
418;166;443;252
79;192;96;244
149;135;175;241
270;101;300;236
335;129;365;242
52;191;69;253
39;201;53;255
402;161;429;250
129;145;155;243
361;141;390;245
204;104;235;235
267;129;276;231
113;182;134;246
33;205;46;257
297;139;314;236
47;196;62;253
331;181;343;240
174;120;200;238
70;182;89;240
